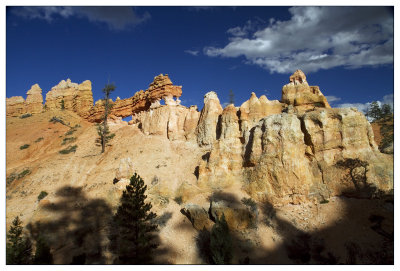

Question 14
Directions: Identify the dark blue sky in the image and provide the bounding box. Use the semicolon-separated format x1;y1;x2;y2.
6;6;394;112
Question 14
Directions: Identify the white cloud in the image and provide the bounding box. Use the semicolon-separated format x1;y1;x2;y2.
184;50;199;56
226;18;265;37
11;6;150;30
204;7;393;73
325;95;341;103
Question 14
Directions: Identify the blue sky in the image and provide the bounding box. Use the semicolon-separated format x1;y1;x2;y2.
6;6;394;112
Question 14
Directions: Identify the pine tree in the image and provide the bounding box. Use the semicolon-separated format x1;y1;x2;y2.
109;173;159;264
210;214;232;264
32;235;53;264
229;90;235;105
6;216;32;264
366;101;382;122
98;83;116;153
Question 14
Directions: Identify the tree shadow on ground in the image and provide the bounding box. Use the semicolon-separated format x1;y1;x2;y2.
27;186;112;264
192;189;393;264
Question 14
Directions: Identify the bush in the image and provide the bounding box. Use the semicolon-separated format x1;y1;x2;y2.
241;197;257;209
7;169;31;184
37;191;48;201
34;137;44;143
19;144;30;150
210;214;232;264
49;116;66;126
18;169;31;179
320;199;329;204
20;113;32;119
174;196;183;205
61;137;76;145
59;145;77;154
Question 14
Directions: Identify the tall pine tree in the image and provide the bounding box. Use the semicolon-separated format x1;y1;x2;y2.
97;83;116;153
109;173;158;264
32;235;53;264
6;216;32;264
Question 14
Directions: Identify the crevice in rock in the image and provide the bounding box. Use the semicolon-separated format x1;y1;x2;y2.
299;116;314;154
243;126;256;167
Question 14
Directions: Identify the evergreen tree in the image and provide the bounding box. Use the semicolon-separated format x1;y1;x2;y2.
381;104;393;120
210;214;232;264
60;99;65;110
6;216;32;264
229;90;235;105
98;83;116;153
365;101;382;121
109;173;158;264
32;235;53;264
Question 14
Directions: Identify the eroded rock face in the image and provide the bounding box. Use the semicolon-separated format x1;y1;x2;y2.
25;84;44;114
282;69;330;112
45;79;94;116
6;96;27;116
6;84;44;116
85;74;182;122
196;91;223;147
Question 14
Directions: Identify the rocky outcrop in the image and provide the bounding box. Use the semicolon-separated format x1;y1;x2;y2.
6;84;44;116
196;72;393;205
6;96;27;117
239;92;283;144
180;204;212;231
85;74;182;122
282;70;330;113
25;84;43;114
45;79;94;116
196;91;223;147
209;200;257;230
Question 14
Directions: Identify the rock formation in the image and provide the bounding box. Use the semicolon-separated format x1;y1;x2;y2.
6;84;44;116
281;69;330;113
45;79;94;116
25;84;44;114
85;74;182;122
196;71;393;205
196;91;223;147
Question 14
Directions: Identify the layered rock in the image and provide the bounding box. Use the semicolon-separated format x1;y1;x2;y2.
6;96;27;117
198;104;243;188
45;79;93;116
282;70;330;112
196;71;393;205
6;84;44;116
239;92;283;144
25;84;44;114
196;91;223;147
85;74;182;122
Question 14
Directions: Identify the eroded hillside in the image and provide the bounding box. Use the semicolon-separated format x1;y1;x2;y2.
6;71;393;264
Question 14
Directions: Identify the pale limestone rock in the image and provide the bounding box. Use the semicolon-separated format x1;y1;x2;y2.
6;96;26;116
196;91;223;147
243;113;316;204
183;106;200;141
25;84;44;114
282;70;330;112
197;104;243;189
115;157;134;180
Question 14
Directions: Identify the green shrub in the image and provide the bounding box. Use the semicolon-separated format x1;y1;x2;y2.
320;199;329;204
49;116;66;126
20;113;32;119
174;196;183;205
210;214;232;264
34;137;44;143
37;191;48;201
18;169;31;179
65;128;77;136
6;173;18;185
61;137;76;145
241;197;257;209
19;144;30;150
59;145;77;154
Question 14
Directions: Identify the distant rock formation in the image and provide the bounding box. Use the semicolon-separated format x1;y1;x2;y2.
84;74;182;122
45;79;94;116
6;84;43;116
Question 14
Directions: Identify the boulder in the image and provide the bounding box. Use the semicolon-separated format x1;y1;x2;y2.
209;200;257;230
180;204;212;231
